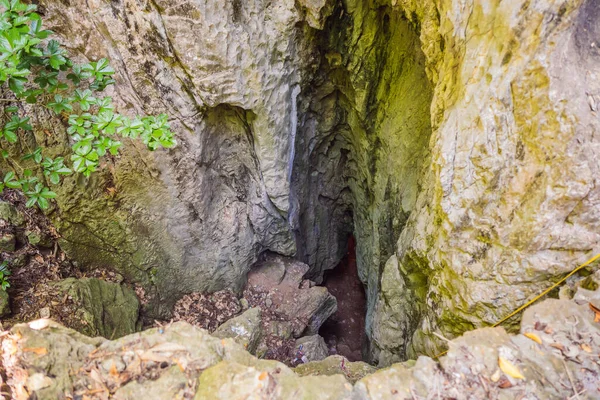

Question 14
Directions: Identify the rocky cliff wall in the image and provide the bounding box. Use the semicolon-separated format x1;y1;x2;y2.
370;0;600;365
36;0;335;317
35;0;600;365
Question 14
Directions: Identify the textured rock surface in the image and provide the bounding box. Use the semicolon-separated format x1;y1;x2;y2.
294;355;376;384
367;0;600;363
35;0;600;364
32;0;334;317
0;201;24;227
295;335;329;363
247;254;337;336
212;307;263;354
52;278;139;339
3;294;600;399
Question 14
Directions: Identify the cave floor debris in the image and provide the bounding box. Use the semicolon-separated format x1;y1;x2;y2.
320;236;366;361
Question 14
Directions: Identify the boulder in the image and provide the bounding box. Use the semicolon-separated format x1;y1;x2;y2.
194;360;353;400
3;293;600;398
25;230;53;248
213;307;263;354
0;233;15;252
53;278;139;339
294;355;377;384
294;335;329;363
247;254;337;336
0;201;24;226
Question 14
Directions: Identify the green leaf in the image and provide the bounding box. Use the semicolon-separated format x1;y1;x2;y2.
25;196;36;208
36;196;48;209
4;130;16;143
8;76;25;93
41;188;56;198
5;180;20;188
49;172;59;184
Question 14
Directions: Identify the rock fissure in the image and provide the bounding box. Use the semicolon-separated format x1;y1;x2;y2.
291;0;433;364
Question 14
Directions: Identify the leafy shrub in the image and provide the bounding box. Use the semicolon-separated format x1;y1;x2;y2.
0;0;176;209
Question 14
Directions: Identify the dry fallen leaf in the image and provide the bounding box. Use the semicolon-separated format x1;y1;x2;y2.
589;303;600;323
524;332;542;345
258;372;269;381
550;343;566;352
109;363;119;377
581;343;592;353
499;356;525;380
498;376;513;388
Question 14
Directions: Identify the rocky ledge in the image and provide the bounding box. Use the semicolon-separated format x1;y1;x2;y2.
2;284;600;400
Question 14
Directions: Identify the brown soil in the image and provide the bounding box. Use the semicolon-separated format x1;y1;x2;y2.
320;236;367;361
0;190;120;331
171;290;241;331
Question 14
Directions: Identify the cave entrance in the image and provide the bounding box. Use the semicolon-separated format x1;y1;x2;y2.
319;236;367;362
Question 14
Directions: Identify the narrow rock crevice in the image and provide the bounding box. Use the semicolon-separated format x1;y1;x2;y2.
291;0;433;364
319;236;367;362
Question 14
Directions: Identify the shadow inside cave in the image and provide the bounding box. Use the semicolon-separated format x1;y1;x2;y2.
319;236;367;362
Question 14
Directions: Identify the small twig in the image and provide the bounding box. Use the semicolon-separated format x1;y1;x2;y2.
569;389;586;400
432;331;453;344
562;360;580;400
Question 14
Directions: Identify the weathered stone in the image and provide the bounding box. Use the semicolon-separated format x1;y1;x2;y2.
194;360;353;400
4;294;600;398
0;200;24;226
4;293;600;398
29;0;333;318
25;230;53;248
114;366;187;400
52;278;139;339
1;320;104;399
295;335;329;363
294;355;376;384
213;307;263;354
28;0;600;366
0;233;15;252
247;254;337;336
267;321;294;340
0;290;9;317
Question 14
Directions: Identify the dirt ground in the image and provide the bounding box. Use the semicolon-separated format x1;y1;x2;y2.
320;236;367;362
0;190;120;331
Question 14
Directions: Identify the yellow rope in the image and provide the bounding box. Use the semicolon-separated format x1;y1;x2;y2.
432;253;600;359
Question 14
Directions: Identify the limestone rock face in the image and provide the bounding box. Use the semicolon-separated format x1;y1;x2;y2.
35;0;332;316
294;355;376;384
37;0;600;364
367;0;600;363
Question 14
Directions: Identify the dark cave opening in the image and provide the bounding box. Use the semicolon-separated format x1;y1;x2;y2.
319;236;367;362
